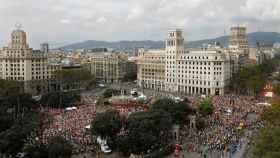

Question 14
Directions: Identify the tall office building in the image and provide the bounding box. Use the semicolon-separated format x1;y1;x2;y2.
228;25;250;70
0;27;60;94
229;26;249;54
137;29;232;95
165;29;184;92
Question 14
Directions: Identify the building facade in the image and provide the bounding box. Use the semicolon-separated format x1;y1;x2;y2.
0;28;61;95
229;26;249;55
137;29;232;95
89;53;137;83
228;26;250;69
249;48;265;65
137;49;166;91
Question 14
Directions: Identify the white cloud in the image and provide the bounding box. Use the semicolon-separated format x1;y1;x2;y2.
0;0;279;48
241;0;280;20
126;6;145;21
60;19;71;24
96;17;107;24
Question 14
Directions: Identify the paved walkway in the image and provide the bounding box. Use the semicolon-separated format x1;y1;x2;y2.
233;139;249;158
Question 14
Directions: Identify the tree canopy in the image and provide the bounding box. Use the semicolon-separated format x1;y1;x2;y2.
198;100;214;116
230;59;280;95
125;110;172;155
24;144;48;158
0;79;22;97
254;127;280;158
0;112;46;156
47;136;73;158
0;80;46;156
254;98;280;158
261;99;280;126
54;68;95;91
102;88;113;99
40;92;81;108
90;97;194;156
150;98;193;125
90;110;122;138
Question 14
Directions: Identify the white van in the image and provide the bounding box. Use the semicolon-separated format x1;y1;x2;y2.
65;107;77;111
101;144;112;154
97;136;112;154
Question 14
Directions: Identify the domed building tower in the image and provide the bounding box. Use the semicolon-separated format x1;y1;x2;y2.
0;25;61;95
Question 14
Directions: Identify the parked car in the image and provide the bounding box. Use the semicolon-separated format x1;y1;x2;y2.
98;84;105;88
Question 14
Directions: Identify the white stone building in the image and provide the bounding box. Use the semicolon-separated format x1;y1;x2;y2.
0;28;61;94
137;29;232;95
89;52;137;83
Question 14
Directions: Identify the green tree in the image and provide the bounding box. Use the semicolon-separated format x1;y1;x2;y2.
102;88;113;99
4;93;37;109
116;135;130;156
150;98;193;125
124;110;172;155
275;84;280;96
24;142;48;158
47;136;73;158
40;92;81;108
90;110;122;139
254;127;280;158
0;112;45;156
262;99;280;126
198;100;214;116
253;98;280;158
54;68;95;91
229;58;280;95
0;80;48;157
246;75;265;95
0;79;22;96
0;105;14;132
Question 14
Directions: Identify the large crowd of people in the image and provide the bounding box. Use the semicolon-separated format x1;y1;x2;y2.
35;92;270;157
39;101;145;154
40;104;97;153
185;95;269;157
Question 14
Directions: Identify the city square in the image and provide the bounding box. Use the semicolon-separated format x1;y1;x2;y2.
0;1;280;158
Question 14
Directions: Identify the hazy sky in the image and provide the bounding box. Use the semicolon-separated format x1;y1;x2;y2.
0;0;279;48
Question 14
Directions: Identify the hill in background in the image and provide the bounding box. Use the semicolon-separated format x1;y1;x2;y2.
60;32;280;50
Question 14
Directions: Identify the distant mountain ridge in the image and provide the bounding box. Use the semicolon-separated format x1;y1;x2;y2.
61;40;165;50
60;32;280;50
